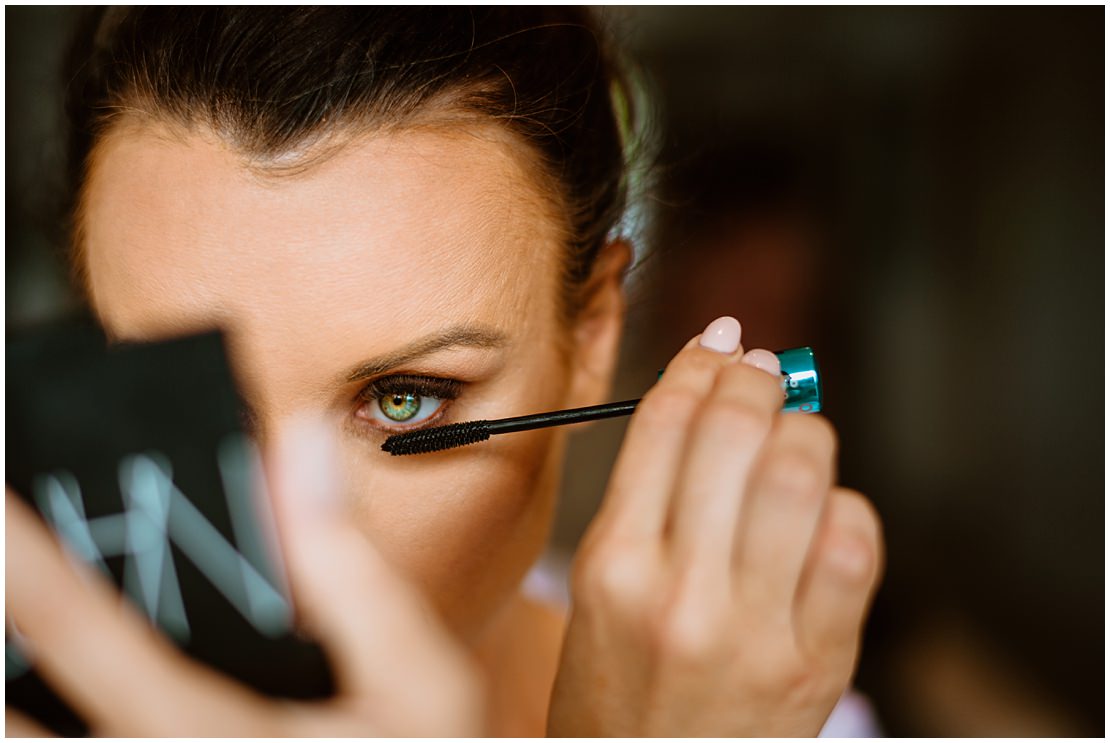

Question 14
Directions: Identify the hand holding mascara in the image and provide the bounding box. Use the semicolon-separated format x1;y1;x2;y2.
382;346;821;455
541;316;881;737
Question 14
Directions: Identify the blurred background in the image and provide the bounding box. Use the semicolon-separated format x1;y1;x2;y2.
7;6;1105;737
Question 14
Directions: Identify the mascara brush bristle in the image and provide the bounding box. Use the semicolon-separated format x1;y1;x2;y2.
381;420;493;455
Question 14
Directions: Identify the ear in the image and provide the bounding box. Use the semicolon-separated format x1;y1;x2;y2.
564;238;634;410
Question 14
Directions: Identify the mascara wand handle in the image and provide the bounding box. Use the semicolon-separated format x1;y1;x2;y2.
486;399;641;435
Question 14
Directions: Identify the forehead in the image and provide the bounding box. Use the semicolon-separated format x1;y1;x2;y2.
81;121;565;346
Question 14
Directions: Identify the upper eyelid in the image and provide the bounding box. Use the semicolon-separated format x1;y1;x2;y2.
358;373;463;401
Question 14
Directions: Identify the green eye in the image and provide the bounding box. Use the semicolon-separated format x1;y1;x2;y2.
380;392;421;422
358;374;462;431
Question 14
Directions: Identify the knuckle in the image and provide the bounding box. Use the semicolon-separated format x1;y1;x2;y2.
570;540;652;611
653;600;727;664
762;451;826;500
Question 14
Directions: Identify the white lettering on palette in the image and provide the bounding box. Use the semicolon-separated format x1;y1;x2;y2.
29;439;291;642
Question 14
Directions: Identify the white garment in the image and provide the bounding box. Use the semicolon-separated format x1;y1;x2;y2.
522;550;882;737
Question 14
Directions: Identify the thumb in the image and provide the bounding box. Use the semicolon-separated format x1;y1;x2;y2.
264;415;481;722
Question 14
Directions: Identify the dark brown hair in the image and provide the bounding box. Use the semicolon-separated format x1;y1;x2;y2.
64;6;636;324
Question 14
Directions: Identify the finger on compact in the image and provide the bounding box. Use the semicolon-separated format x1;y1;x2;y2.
266;416;486;735
7;423;488;738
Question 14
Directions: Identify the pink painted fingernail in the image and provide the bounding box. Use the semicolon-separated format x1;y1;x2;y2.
741;348;781;377
698;316;742;354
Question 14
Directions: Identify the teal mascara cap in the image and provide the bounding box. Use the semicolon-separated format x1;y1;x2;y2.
775;346;821;413
656;345;822;414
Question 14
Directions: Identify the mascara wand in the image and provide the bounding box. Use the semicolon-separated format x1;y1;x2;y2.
381;346;821;456
382;399;641;455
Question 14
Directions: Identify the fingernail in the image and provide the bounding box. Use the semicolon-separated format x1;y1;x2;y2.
698;316;742;354
741;348;782;377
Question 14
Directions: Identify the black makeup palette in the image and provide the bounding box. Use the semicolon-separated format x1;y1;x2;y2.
6;317;333;735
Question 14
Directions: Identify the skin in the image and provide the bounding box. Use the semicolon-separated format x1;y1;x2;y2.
51;116;625;735
79;120;588;649
548;328;885;735
6;112;883;736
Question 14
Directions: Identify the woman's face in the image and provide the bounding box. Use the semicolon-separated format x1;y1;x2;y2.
80;120;614;640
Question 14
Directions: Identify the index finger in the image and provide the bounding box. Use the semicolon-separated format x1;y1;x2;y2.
265;418;480;717
592;316;746;541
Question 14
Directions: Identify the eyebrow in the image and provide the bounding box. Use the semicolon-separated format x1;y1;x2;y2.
342;324;509;384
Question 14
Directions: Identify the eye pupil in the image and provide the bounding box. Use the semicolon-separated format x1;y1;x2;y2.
380;392;421;422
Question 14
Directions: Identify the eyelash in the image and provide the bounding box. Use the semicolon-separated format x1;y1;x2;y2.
354;374;463;433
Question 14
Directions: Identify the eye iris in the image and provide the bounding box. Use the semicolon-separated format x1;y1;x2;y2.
380;392;421;422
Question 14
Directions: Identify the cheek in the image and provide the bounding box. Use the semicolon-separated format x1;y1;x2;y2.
337;423;563;638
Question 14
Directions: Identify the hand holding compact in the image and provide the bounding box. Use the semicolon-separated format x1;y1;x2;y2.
547;316;883;737
5;419;485;736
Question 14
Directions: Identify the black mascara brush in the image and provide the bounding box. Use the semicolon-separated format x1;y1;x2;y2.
382;399;641;455
381;346;822;456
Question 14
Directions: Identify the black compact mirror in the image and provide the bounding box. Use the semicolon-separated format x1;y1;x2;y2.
6;318;334;735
